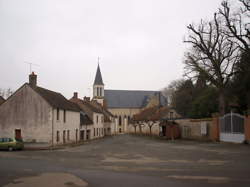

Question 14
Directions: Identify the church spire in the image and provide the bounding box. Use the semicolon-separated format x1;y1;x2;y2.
94;63;104;86
93;61;105;106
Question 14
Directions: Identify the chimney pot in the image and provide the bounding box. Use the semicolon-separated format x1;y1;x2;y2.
84;96;90;101
73;92;78;99
29;72;37;88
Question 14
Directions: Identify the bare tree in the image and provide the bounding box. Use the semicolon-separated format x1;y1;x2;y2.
219;1;250;52
184;13;240;115
0;88;13;99
240;0;250;12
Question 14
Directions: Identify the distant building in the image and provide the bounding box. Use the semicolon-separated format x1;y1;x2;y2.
0;73;81;145
92;64;168;134
70;93;105;141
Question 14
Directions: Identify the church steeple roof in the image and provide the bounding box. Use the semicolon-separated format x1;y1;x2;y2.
94;64;104;85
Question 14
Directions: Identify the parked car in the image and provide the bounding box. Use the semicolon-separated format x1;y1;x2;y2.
0;138;24;151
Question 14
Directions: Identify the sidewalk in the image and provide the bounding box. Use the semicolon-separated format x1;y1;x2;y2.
24;142;52;150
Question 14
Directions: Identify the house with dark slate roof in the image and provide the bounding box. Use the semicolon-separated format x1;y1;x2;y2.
92;64;168;134
70;93;106;141
0;72;81;145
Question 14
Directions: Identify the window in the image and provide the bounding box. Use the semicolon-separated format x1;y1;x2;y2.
97;128;99;136
56;108;60;120
63;110;66;123
101;116;104;123
76;129;78;142
80;130;84;140
96;115;99;124
56;131;60;142
67;130;70;140
119;116;122;126
94;128;95;136
97;87;99;97
63;130;66;143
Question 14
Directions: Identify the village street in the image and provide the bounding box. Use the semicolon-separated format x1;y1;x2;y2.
0;135;250;187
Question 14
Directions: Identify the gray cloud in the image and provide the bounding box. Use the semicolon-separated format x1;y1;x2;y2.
0;0;222;98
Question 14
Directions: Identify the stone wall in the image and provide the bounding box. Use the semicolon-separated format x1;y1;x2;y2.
127;118;213;141
176;119;213;141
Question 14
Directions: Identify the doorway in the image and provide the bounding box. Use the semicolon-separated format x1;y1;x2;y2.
15;129;22;139
63;130;66;143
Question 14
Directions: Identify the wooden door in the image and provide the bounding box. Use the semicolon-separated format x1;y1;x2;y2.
15;129;21;139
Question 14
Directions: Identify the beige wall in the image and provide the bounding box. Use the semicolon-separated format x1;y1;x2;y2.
0;84;52;143
108;108;141;133
176;119;213;140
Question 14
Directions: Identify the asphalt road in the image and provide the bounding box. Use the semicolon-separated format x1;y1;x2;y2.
0;134;250;187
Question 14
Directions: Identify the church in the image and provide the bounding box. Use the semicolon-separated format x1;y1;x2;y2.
92;64;168;133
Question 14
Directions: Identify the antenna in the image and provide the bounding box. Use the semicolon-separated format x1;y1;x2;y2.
24;61;39;74
88;87;91;97
98;57;100;64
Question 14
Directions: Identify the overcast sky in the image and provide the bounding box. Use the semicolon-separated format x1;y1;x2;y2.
0;0;223;99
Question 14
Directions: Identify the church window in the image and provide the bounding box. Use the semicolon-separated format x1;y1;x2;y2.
119;116;122;126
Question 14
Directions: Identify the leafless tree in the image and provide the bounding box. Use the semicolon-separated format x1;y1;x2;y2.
219;1;250;52
143;120;155;135
0;88;13;99
184;13;240;115
240;0;250;12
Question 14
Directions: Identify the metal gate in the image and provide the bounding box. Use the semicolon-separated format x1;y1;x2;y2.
220;113;245;143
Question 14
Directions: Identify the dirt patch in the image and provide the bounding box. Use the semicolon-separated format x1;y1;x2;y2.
198;159;228;166
102;154;227;166
4;172;88;187
100;166;185;172
167;175;230;184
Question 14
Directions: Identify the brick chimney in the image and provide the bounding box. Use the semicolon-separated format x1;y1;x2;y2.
73;92;78;99
84;96;90;102
29;72;37;88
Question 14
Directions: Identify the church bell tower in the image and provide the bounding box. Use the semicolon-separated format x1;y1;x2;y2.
93;63;104;106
